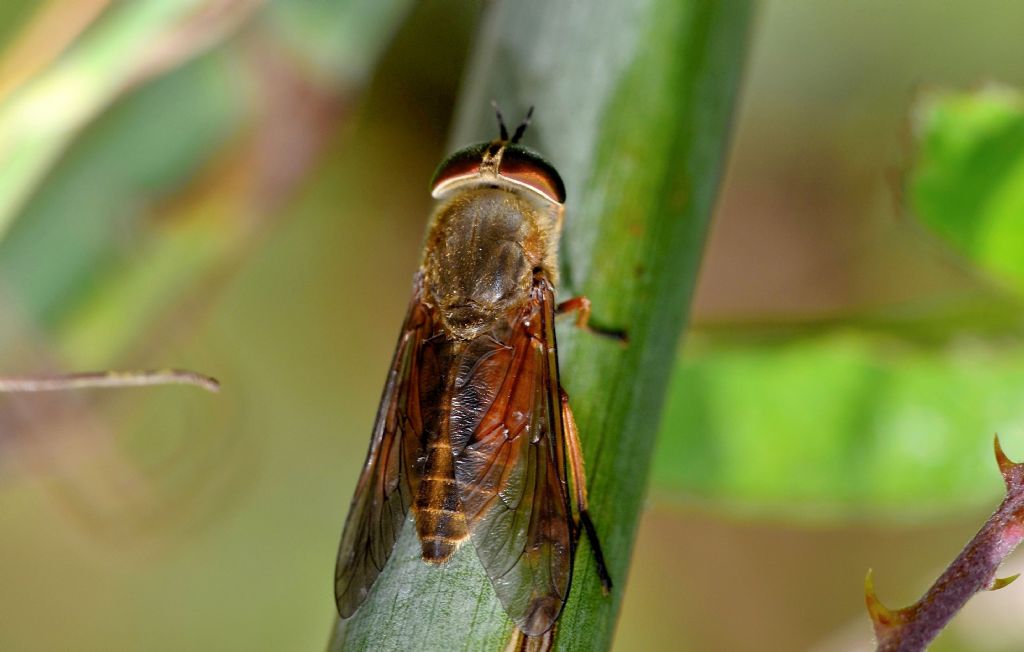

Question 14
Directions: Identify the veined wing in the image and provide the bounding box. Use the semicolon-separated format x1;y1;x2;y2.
453;275;574;636
334;275;434;617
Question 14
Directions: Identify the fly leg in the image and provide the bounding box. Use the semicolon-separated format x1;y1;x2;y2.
560;387;613;594
556;296;628;343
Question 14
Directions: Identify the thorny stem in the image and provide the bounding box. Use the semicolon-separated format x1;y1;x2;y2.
865;435;1024;651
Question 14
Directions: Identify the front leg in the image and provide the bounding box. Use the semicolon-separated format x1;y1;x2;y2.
556;296;628;343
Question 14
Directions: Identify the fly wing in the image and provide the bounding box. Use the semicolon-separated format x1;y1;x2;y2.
453;277;574;636
334;276;434;617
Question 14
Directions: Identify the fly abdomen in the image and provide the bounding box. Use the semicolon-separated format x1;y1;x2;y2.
414;436;468;562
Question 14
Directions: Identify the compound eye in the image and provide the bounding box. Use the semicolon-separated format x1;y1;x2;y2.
430;143;489;197
498;145;566;204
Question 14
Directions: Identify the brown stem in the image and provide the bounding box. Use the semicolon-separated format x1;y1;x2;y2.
0;369;220;394
865;435;1024;651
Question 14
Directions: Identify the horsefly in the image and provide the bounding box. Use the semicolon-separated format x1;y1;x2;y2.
334;107;615;637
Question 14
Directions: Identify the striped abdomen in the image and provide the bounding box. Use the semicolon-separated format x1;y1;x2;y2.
414;426;468;562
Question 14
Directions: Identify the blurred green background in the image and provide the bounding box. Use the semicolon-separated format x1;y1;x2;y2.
2;1;1024;651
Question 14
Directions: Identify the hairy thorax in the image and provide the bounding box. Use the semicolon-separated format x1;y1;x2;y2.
422;188;557;340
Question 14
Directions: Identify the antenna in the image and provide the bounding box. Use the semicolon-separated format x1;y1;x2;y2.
491;102;535;144
510;106;534;144
491;100;509;141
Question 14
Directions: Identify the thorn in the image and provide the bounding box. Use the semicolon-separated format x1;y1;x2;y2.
994;434;1017;486
865;569;914;646
989;574;1020;591
865;570;889;622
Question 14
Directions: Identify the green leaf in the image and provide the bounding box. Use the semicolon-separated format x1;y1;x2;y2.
653;332;1014;517
911;86;1024;292
328;1;752;650
647;85;1024;519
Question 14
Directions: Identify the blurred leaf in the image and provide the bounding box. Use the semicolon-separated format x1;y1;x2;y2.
911;86;1024;292
0;50;248;332
0;0;251;235
57;215;235;366
0;0;416;365
262;0;415;88
0;0;37;47
0;1;111;100
650;85;1024;518
653;332;1019;517
329;1;752;650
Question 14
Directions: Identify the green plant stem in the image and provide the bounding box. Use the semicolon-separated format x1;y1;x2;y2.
329;1;752;649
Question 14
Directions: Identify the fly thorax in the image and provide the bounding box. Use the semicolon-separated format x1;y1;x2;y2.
424;189;539;340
